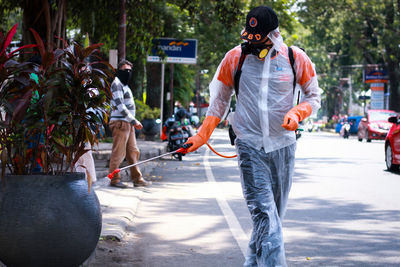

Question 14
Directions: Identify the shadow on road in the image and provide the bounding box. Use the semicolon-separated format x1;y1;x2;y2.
284;196;399;266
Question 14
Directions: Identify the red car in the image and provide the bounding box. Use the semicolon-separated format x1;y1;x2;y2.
385;115;400;171
357;109;398;142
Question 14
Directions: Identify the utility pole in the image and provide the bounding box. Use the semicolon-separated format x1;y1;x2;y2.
160;63;165;134
170;64;174;116
348;73;352;115
118;0;126;62
340;75;353;115
196;71;200;118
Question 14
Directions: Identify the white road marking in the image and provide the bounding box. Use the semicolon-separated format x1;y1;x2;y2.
203;145;249;257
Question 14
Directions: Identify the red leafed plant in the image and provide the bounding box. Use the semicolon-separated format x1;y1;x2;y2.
0;24;114;181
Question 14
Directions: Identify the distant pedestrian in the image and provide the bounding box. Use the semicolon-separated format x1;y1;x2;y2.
108;60;151;188
185;6;321;266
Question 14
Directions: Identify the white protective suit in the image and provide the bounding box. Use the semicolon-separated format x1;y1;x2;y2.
206;28;321;267
207;28;321;153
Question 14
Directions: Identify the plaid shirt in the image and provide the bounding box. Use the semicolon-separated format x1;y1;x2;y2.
110;77;138;125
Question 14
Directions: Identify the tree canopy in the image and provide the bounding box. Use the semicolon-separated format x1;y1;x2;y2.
299;0;400;115
0;0;398;119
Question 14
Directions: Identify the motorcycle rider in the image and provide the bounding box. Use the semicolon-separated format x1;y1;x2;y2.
161;103;193;140
174;104;194;137
340;115;352;138
185;6;321;266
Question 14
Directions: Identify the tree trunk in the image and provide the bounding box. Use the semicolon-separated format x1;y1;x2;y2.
130;58;144;100
22;0;67;52
41;0;52;51
387;63;400;112
326;90;336;120
54;0;65;49
146;63;161;109
384;1;400;112
118;0;126;63
22;0;46;48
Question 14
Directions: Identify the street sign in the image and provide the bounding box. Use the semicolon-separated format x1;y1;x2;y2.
147;38;197;64
146;38;198;132
364;69;388;84
358;95;370;100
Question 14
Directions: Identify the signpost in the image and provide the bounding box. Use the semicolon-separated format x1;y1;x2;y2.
364;69;389;84
364;69;388;110
147;38;198;133
109;49;118;69
147;38;197;64
358;95;370;100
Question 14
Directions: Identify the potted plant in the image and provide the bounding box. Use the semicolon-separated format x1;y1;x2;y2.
0;25;113;267
135;99;161;141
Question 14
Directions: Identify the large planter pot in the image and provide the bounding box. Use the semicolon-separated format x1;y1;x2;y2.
0;173;102;267
141;118;160;141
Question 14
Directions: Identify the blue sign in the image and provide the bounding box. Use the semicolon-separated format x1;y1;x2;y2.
364;69;388;83
147;38;197;64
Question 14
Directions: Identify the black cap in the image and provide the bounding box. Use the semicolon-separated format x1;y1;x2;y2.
241;6;278;43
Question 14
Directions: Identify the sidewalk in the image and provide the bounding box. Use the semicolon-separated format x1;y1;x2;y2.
92;139;167;241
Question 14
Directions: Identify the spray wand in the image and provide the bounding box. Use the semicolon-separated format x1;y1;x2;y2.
106;143;192;180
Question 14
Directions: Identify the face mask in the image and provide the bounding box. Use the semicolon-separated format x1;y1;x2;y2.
242;42;273;59
117;69;132;85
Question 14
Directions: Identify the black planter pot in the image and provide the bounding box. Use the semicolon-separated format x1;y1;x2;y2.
141;119;160;141
135;127;141;138
0;173;102;267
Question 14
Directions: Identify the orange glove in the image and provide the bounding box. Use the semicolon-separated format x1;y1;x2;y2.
281;102;312;131
185;116;221;152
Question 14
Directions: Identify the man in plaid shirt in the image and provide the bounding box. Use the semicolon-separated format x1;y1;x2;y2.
108;60;152;188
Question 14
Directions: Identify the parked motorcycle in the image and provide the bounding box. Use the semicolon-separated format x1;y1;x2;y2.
166;121;190;161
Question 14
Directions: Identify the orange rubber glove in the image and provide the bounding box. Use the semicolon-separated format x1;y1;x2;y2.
185;116;221;152
281;102;312;131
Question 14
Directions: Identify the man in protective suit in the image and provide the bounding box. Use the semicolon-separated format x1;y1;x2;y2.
185;6;321;267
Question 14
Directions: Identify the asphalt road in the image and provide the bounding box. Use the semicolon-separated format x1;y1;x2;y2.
129;129;400;267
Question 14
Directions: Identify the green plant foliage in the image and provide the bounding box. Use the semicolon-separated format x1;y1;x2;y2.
134;99;160;121
166;64;195;107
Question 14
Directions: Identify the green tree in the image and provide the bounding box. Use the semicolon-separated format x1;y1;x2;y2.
298;0;400;114
1;0;300;115
145;0;246;111
0;0;68;53
156;0;297;113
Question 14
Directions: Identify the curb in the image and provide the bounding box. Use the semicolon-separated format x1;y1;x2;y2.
91;140;166;241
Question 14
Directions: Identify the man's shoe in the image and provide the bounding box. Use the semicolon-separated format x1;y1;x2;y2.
133;178;152;187
110;181;128;188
